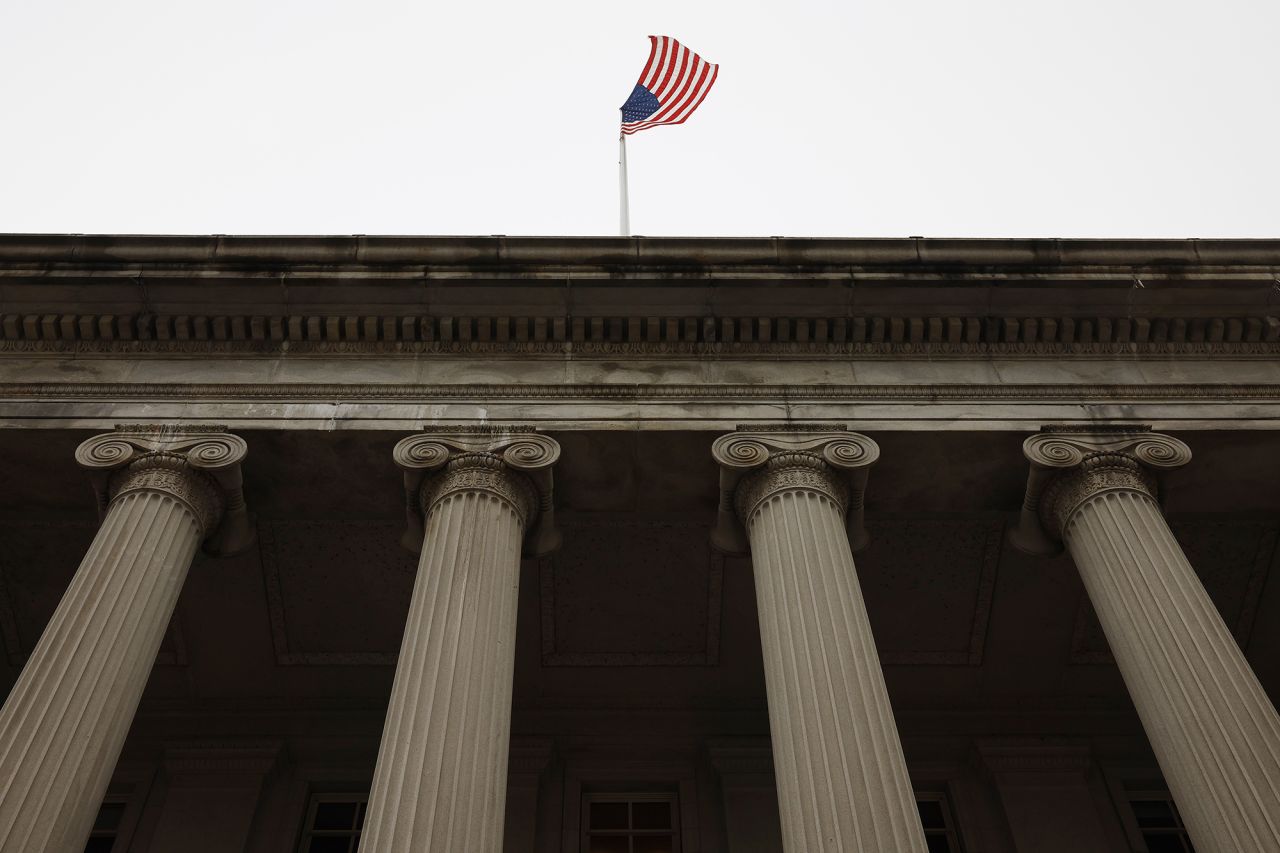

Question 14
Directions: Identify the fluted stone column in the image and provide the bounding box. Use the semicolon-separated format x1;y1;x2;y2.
0;426;250;853
362;430;559;853
712;429;928;853
1011;427;1280;853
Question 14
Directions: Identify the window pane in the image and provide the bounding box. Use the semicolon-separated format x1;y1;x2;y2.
916;800;946;830
632;801;672;830
83;839;115;853
308;837;351;853
589;802;629;830
634;837;675;853
925;835;953;853
1131;800;1176;828
313;802;358;831
93;803;126;832
586;836;629;853
356;801;366;830
1142;833;1186;853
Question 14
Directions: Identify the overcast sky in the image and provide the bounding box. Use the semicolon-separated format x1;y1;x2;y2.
1;0;1277;238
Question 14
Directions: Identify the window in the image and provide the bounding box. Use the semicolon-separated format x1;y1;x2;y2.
582;793;680;853
297;794;368;853
83;800;126;853
1128;794;1196;853
916;793;962;853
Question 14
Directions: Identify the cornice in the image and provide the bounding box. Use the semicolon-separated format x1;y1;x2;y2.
3;381;1280;402
1;311;1277;358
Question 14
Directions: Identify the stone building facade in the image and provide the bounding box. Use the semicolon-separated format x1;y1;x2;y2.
0;235;1278;853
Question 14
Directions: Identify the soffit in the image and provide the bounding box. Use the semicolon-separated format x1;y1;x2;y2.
0;428;1277;725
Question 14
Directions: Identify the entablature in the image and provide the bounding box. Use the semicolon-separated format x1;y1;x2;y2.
3;235;1280;359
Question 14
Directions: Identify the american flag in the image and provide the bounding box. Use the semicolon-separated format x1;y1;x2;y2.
620;36;719;136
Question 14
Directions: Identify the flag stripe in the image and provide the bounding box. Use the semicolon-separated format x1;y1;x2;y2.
624;57;714;132
636;36;659;86
620;36;718;135
641;36;668;91
653;42;685;100
654;38;679;95
649;57;704;124
672;63;718;125
666;61;713;124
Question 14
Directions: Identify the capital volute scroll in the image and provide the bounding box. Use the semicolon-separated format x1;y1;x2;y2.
392;427;561;557
75;425;253;556
710;426;880;555
1009;426;1191;556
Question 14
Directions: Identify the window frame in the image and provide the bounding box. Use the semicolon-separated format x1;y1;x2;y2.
914;789;964;853
1101;766;1196;853
84;763;154;853
560;759;699;853
295;792;369;853
84;797;130;853
1123;789;1195;853
581;791;682;852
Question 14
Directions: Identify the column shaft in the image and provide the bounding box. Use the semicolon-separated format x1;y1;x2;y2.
0;491;201;853
361;489;524;853
1066;489;1280;852
748;488;927;853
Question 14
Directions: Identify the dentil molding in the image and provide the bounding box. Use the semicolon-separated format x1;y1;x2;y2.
2;310;1278;358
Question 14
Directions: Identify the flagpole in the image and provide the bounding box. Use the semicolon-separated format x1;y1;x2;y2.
619;133;630;237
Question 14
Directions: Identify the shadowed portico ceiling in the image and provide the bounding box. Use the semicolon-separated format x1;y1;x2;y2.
0;425;1277;713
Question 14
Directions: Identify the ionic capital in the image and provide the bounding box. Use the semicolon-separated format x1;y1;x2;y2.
1009;426;1191;555
75;425;252;555
711;427;879;554
393;428;561;556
